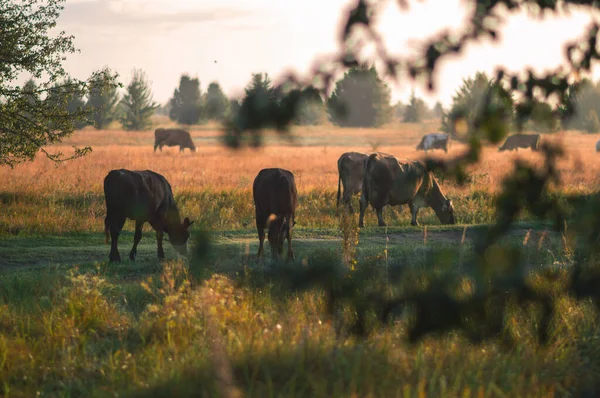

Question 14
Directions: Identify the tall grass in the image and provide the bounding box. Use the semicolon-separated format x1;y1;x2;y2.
0;252;598;396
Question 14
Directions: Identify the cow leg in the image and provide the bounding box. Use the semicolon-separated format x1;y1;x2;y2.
358;193;367;227
376;208;386;227
108;215;126;262
286;216;294;261
409;202;420;226
156;230;165;259
129;220;144;261
256;214;267;258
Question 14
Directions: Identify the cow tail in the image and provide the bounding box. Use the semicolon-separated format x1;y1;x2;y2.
336;173;342;206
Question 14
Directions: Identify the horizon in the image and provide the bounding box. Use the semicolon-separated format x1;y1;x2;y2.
54;0;600;108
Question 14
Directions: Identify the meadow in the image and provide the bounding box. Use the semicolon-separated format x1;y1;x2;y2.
1;120;600;396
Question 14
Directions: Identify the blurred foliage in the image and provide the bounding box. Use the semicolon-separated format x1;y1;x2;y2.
561;78;600;133
327;65;392;127
206;0;600;348
168;75;203;125
292;86;326;126
0;0;119;167
119;68;159;131
441;72;514;141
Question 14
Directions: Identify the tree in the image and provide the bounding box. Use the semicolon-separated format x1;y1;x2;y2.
441;72;513;141
558;79;600;133
0;0;118;167
204;82;229;121
403;90;429;123
119;69;159;131
393;101;405;121
292;86;325;125
326;65;392;127
515;99;560;133
432;102;444;119
45;77;88;130
168;75;203;125
86;68;121;129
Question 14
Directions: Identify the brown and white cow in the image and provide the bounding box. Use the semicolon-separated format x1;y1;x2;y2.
336;152;369;211
416;133;450;153
154;128;196;153
253;168;298;260
359;153;455;227
498;133;540;152
104;169;194;262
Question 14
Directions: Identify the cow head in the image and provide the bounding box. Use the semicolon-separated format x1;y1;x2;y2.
166;217;194;255
437;198;455;225
416;138;425;150
267;215;293;259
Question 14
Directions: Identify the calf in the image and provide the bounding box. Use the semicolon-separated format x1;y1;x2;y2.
104;169;193;262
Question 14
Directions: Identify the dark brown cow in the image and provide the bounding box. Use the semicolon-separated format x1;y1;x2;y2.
359;153;455;227
104;169;194;262
154;128;196;153
253;168;298;260
498;133;540;152
337;152;368;211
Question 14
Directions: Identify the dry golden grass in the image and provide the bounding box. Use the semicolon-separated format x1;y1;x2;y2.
1;125;599;196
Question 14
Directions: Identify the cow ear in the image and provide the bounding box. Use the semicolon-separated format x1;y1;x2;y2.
183;217;192;228
447;199;453;208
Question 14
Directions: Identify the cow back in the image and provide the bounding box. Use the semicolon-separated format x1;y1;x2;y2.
104;169;177;221
154;128;195;149
253;168;298;216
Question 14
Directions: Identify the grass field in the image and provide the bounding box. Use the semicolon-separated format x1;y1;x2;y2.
1;122;600;396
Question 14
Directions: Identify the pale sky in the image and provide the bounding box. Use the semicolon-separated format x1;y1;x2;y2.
56;0;600;107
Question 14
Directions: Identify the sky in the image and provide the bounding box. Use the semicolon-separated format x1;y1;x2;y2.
56;0;600;107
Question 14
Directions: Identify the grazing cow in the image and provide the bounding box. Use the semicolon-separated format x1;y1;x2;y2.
253;168;298;260
498;133;540;152
336;152;369;211
596;140;600;152
359;153;455;227
416;133;450;153
104;169;194;262
154;128;196;153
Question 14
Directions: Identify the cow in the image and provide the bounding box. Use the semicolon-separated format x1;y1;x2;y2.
336;152;369;211
253;168;298;260
154;128;196;153
359;153;455;227
416;133;450;153
596;139;600;152
103;169;194;262
498;133;540;152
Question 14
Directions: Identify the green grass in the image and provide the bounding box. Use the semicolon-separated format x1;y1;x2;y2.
0;221;595;397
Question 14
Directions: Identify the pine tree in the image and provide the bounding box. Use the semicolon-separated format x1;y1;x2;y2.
204;82;229;121
403;90;429;123
86;68;120;129
119;69;159;131
168;75;203;125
